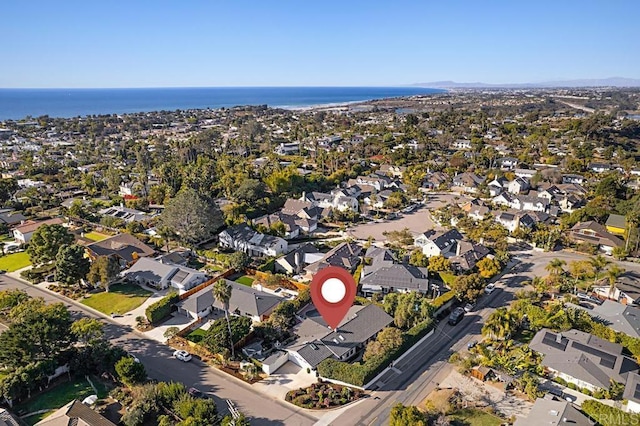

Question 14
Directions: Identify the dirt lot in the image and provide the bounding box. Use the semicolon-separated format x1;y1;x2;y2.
437;370;533;421
347;193;464;242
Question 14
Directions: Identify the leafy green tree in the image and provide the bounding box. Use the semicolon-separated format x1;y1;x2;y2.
408;250;428;267
606;264;625;297
233;178;267;204
482;307;517;341
213;280;235;358
227;251;250;271
71;318;104;345
477;257;500;279
87;255;121;292
363;327;404;362
450;273;485;302
383;191;407;209
0;289;29;316
589;254;611;285
0;178;18;204
55;244;90;285
389;403;427;426
202;316;251;356
115;356;147;386
0;300;72;368
159;187;223;245
545;258;566;276
427;255;451;272
222;413;250;426
27;223;74;265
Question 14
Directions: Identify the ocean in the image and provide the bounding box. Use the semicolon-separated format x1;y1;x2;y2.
0;87;443;121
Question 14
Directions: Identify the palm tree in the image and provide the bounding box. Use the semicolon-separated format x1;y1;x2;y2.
545;258;566;276
606;264;625;299
589;255;611;286
482;308;516;341
213;279;234;358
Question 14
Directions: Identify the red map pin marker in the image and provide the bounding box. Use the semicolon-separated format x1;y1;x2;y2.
310;266;356;330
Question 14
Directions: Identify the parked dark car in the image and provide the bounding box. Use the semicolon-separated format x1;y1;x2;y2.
448;307;465;325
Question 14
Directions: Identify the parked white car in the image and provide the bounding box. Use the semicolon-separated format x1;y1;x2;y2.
484;283;496;294
173;350;192;362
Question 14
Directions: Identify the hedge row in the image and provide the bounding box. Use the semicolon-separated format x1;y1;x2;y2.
581;400;640;426
318;319;435;387
145;292;179;324
431;290;456;309
20;263;56;283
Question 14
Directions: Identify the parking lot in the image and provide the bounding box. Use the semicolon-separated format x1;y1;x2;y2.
347;193;464;241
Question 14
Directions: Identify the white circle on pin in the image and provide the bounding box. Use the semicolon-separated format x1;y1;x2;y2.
321;278;346;303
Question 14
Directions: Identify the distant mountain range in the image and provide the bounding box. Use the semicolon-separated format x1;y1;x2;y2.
412;77;640;89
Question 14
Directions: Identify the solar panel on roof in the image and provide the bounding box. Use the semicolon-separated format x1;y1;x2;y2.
572;342;617;369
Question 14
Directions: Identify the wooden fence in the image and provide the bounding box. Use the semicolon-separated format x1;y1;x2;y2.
178;269;235;300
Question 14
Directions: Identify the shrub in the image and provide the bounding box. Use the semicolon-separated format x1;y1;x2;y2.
145;292;178;323
582;399;640;426
431;290;456;309
567;382;577;390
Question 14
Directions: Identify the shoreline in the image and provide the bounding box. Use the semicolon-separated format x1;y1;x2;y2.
0;87;444;121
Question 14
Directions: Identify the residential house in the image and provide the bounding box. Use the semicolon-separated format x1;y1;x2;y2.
452;172;485;194
305;241;362;276
449;240;491;272
13;217;64;244
559;194;586;213
414;228;464;258
572;300;640;338
0;208;26;227
378;164;406;178
275;243;323;275
274;142;300;155
461;199;491;221
354;175;391;192
592;271;640;305
568;221;624;255
519;194;550;213
605;214;627;237
359;247;429;297
624;372;640;414
421;171;449;191
514;169;537;179
529;328;638;392
589;163;612;173
286;304;393;372
507;177;530;194
122;257;208;293
281;198;326;221
451;139;471;150
218;224;287;258
85;233;156;267
487;176;508;196
34;399;117;426
253;212;310;239
514;394;592;426
495;211;535;233
98;205;150;223
562;174;585;184
178;279;283;322
498;157;519;170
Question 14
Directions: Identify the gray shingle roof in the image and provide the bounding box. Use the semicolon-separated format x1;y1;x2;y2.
624;372;640;403
35;399;117;426
529;328;638;389
513;395;592;426
123;257;177;282
179;279;282;317
572;300;640;338
293;304;393;368
306;241;362;273
360;264;429;292
87;233;155;263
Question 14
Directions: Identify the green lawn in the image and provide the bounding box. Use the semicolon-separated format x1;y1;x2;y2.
84;231;110;242
81;283;152;315
186;327;207;343
0;251;32;272
236;275;255;286
448;408;503;426
16;377;95;424
439;272;456;285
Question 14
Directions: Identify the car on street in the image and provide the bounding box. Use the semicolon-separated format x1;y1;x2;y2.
484;283;496;294
173;350;192;362
188;387;210;399
448;307;465;325
464;303;475;313
467;340;478;349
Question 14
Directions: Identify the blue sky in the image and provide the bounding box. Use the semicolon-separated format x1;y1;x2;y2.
2;0;639;88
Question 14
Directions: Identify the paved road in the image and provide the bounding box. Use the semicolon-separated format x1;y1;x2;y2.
0;275;317;426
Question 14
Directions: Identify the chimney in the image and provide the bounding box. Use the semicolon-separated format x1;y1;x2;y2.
456;242;461;257
556;333;562;344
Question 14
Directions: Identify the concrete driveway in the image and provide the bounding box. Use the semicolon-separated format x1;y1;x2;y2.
252;361;317;399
